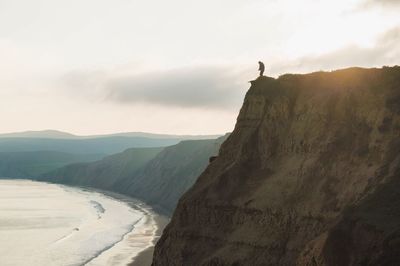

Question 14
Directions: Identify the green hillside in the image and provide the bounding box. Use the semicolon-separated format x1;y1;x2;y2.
0;151;104;178
41;147;164;190
0;136;182;155
116;137;227;213
40;136;228;214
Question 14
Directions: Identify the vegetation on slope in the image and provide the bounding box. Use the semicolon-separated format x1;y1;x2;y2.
0;136;185;155
41;136;228;214
116;136;228;213
0;151;103;178
41;147;164;190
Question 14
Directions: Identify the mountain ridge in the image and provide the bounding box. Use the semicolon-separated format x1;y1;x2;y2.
0;136;186;155
0;130;221;140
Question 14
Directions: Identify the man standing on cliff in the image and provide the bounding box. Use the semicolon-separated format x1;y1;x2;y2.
258;61;265;76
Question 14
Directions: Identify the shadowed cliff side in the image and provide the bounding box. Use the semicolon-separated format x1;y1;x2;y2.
116;136;228;214
152;66;400;266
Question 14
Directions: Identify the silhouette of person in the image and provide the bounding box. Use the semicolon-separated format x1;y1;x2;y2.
258;61;265;76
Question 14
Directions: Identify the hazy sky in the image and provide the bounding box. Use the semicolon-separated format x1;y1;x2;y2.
0;0;399;135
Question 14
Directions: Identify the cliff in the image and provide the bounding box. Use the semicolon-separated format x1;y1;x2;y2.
117;136;228;214
152;66;400;265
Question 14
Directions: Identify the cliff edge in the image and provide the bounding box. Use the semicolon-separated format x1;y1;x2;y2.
152;66;400;266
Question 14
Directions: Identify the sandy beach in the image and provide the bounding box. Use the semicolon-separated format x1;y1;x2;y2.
129;214;170;266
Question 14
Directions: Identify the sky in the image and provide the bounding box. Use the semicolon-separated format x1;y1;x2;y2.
0;0;399;135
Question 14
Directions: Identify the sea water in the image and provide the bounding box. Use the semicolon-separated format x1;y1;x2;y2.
0;180;157;266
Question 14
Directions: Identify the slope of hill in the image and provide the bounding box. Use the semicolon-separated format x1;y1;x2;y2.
0;151;103;178
116;136;228;214
0;130;221;140
152;66;400;265
0;136;182;155
88;132;221;140
0;130;76;139
41;147;163;190
41;136;227;214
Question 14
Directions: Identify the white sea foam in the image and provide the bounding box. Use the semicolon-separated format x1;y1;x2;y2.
0;180;157;266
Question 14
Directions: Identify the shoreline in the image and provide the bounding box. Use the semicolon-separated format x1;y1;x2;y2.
129;214;170;266
73;186;170;266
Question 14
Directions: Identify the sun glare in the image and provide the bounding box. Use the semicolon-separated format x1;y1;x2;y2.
280;0;397;58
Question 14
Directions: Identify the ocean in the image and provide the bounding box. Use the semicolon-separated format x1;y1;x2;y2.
0;180;157;266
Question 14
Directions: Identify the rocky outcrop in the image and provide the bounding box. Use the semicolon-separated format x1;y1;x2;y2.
152;66;400;265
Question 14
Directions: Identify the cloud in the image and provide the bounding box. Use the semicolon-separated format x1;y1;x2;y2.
361;0;400;9
60;66;250;110
106;66;248;109
59;27;400;110
271;27;400;74
370;0;400;5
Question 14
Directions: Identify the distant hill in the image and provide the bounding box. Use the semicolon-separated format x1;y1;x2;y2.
87;132;221;140
41;147;164;189
0;130;221;140
0;130;221;155
41;135;228;214
0;151;104;179
0;130;77;139
0;136;183;155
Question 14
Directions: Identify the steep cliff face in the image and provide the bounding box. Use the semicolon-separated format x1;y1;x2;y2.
152;67;400;266
117;136;228;214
